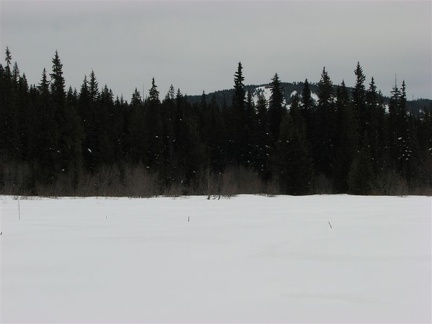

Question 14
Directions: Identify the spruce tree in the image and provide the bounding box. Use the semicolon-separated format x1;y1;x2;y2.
126;87;146;163
312;67;336;180
300;78;315;143
78;75;93;169
148;77;160;104
49;51;83;188
333;81;357;191
254;93;271;180
416;106;432;188
230;62;246;165
288;94;313;194
388;80;412;182
50;51;66;108
397;81;415;183
366;77;386;174
0;47;19;161
83;70;102;171
268;73;285;142
17;74;35;164
34;67;60;185
145;78;162;170
244;90;256;167
101;85;121;164
5;47;12;75
352;62;367;145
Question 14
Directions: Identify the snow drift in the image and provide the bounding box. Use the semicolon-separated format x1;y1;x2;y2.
1;195;431;323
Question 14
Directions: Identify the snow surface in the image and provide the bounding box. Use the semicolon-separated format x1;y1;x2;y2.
1;195;431;323
251;85;273;105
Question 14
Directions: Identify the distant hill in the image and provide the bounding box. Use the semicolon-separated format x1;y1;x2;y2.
187;82;432;116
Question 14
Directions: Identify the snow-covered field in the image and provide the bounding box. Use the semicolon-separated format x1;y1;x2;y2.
1;195;431;323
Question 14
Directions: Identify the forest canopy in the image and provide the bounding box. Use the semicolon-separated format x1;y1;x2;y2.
1;48;431;196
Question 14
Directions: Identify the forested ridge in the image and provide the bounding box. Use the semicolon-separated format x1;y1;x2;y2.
1;48;431;196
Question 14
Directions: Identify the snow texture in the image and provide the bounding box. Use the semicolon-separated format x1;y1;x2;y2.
310;92;319;102
1;195;431;323
251;86;318;108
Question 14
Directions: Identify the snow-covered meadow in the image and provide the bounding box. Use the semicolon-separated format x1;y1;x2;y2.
1;195;431;323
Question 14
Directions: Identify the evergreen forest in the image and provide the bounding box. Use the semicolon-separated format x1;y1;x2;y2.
1;48;431;196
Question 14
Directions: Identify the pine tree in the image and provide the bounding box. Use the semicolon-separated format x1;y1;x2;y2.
388;80;412;182
397;81;415;183
126;88;146;163
233;62;245;111
101;85;121;164
387;80;400;165
0;47;19;161
312;67;336;180
50;51;66;108
82;70;102;171
244;90;256;167
5;47;12;77
89;70;99;102
33;68;60;185
416;106;432;188
352;62;367;145
300;78;315;143
78;75;92;169
333;81;357;191
49;51;83;188
268;73;285;142
12;62;20;85
301;79;315;112
17;74;35;164
366;77;386;174
254;93;271;180
145;78;162;170
96;83;114;166
201;93;225;175
230;62;246;165
148;77;160;104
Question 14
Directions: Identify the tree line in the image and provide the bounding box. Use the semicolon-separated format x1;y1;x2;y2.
1;48;431;196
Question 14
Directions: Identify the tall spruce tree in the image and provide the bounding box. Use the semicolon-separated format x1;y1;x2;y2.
244;90;256;167
126;88;146;163
0;47;19;161
268;73;285;142
300;78;315;142
333;81;357;191
387;80;413;182
49;51;83;188
230;62;246;165
254;92;271;180
352;62;367;145
397;81;415;183
34;67;60;184
366;77;386;174
312;67;336;180
145;78;162;170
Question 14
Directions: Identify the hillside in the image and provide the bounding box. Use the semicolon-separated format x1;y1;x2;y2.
188;82;432;116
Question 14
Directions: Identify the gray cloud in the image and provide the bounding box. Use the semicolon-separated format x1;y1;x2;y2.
1;0;431;100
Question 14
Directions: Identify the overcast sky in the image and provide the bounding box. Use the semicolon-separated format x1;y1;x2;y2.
1;0;431;100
